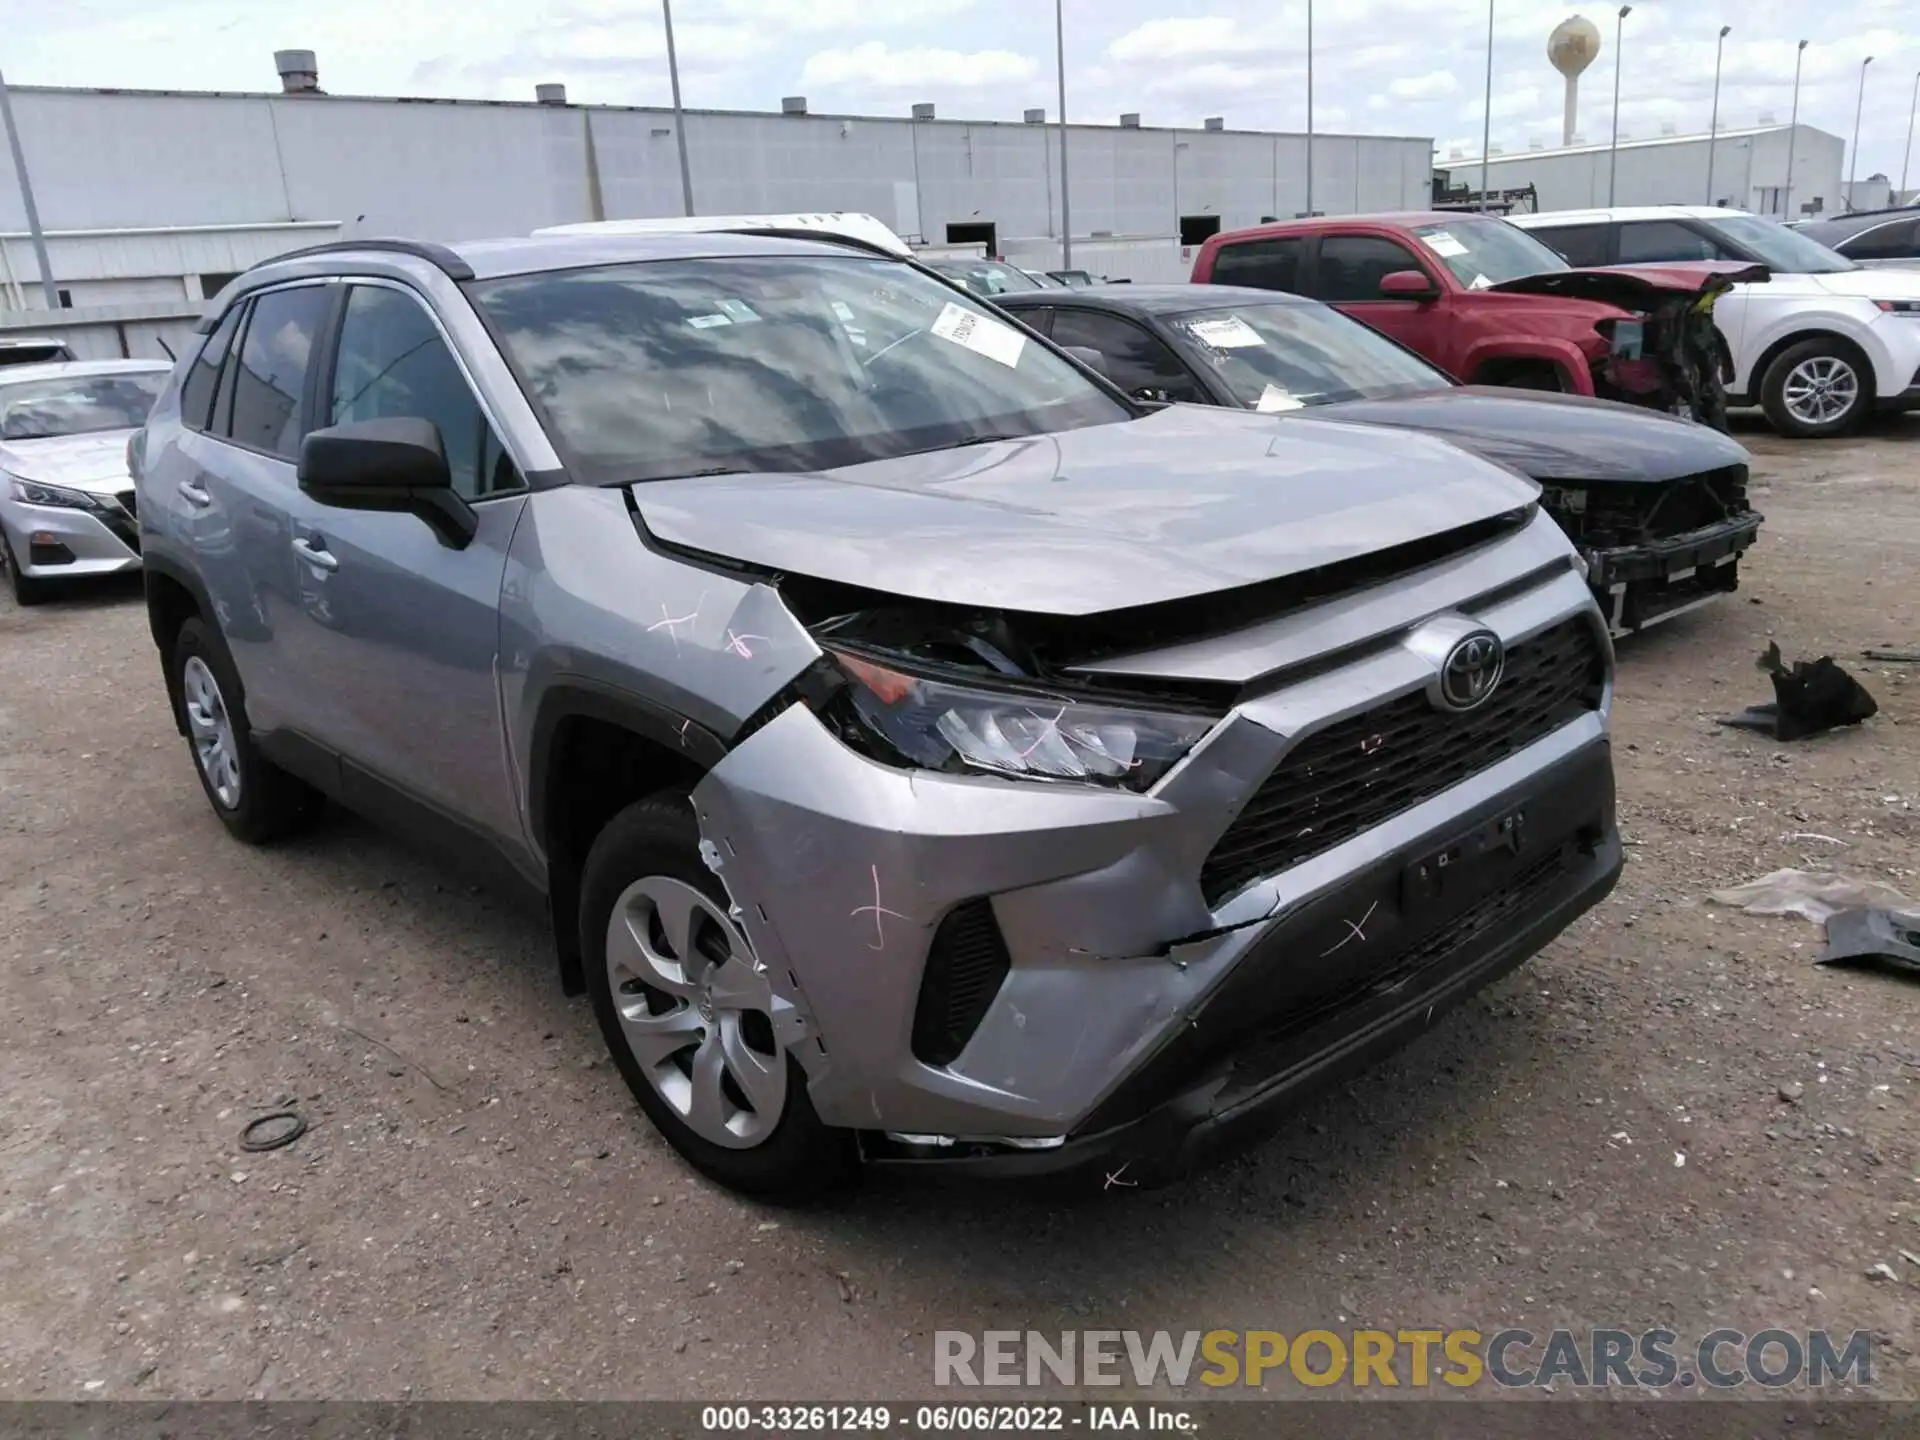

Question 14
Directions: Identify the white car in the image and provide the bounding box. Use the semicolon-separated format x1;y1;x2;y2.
0;359;170;605
1510;206;1920;438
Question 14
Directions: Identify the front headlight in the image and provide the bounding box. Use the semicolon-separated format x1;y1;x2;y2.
9;477;98;510
828;647;1218;792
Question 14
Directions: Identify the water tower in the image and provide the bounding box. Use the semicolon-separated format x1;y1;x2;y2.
1548;15;1602;146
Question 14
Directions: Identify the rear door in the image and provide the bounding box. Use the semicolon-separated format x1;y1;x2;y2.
1305;233;1452;369
290;280;527;843
174;281;336;738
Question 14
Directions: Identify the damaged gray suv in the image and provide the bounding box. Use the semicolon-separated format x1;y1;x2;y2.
132;230;1622;1199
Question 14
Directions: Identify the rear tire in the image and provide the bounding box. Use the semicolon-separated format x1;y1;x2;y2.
1761;339;1871;438
581;793;856;1202
171;617;324;843
1;531;50;607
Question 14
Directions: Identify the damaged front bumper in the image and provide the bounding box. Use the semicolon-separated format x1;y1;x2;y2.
1587;512;1762;636
688;567;1618;1179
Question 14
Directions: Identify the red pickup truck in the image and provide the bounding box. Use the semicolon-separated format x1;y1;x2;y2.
1191;212;1764;427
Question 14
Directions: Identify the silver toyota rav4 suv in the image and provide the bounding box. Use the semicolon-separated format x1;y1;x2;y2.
132;231;1621;1199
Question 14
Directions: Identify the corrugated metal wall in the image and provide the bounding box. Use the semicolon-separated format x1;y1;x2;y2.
0;87;1435;247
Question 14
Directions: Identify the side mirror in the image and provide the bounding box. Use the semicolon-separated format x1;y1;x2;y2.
1379;269;1440;300
298;417;476;549
1061;344;1111;378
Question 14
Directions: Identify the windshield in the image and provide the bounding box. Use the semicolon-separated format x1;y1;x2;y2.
470;255;1127;482
1167;301;1450;409
1412;217;1571;287
1702;214;1857;274
0;371;167;440
930;260;1045;296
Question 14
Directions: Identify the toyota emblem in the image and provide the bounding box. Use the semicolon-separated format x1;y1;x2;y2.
1438;631;1504;712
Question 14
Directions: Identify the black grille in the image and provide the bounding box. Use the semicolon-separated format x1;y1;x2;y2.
117;488;138;520
911;898;1013;1067
1200;618;1605;904
1573;466;1750;548
97;498;140;555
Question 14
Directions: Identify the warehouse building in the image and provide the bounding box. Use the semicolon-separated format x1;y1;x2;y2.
0;51;1436;355
1440;122;1845;220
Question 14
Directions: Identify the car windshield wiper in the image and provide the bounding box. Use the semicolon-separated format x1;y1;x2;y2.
619;465;755;484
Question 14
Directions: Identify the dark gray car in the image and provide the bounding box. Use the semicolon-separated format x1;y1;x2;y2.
993;283;1761;637
133;231;1621;1199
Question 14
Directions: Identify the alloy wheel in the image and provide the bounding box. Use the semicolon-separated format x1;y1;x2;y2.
1782;355;1860;427
604;875;787;1149
181;655;242;809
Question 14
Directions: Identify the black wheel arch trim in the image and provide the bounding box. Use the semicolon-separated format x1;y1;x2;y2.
525;677;726;862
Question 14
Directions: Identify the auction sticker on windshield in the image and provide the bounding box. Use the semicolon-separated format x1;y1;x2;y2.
1186;316;1264;349
1256;384;1304;412
1423;231;1468;258
931;302;1027;368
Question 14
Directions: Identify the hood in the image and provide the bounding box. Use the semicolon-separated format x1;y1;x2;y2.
1306;386;1750;484
1807;266;1920;300
1491;261;1769;309
0;429;136;494
630;405;1539;617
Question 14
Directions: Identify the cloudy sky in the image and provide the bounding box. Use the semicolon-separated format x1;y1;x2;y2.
3;0;1914;178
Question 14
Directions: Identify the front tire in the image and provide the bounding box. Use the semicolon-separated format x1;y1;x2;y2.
581;794;855;1202
1762;339;1871;438
171;617;323;843
1;531;50;607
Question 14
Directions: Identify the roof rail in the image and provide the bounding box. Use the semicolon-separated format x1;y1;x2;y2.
194;237;476;331
246;237;476;280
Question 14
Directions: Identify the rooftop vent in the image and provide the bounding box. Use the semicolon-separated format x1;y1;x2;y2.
1119;112;1141;127
912;102;936;120
1204;116;1224;131
535;82;567;105
1759;110;1777;125
1571;132;1586;145
1448;146;1466;160
1489;143;1504;155
782;95;807;115
273;49;321;94
1023;107;1046;124
1528;137;1544;150
1660;121;1677;136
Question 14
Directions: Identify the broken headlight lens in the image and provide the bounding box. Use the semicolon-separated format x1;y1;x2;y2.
827;648;1217;792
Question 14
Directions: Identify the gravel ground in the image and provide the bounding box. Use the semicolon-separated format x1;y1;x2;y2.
0;416;1915;1403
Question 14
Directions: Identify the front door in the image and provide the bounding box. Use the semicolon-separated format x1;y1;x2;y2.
1310;234;1451;368
288;281;527;848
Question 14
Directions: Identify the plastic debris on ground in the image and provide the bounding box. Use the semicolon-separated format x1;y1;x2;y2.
1817;908;1920;977
1717;642;1878;741
1707;869;1916;926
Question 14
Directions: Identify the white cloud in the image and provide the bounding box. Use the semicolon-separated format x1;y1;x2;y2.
1389;71;1459;103
1107;18;1248;65
800;42;1037;91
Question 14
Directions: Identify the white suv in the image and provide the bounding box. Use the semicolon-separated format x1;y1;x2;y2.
1511;206;1920;438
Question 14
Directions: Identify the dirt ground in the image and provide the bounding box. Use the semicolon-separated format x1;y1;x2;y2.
0;415;1915;1404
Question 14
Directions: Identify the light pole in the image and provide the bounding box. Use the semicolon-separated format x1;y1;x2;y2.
661;0;695;216
1608;5;1631;206
1902;68;1918;196
1784;39;1808;219
1055;0;1071;267
0;69;58;311
1705;25;1730;205
1304;0;1314;217
1848;55;1873;210
1479;0;1494;212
